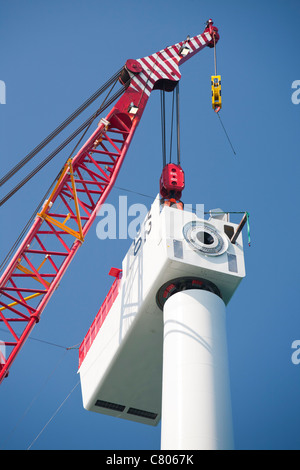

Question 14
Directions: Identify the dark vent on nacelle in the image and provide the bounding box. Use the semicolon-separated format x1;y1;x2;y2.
95;400;125;412
127;407;158;420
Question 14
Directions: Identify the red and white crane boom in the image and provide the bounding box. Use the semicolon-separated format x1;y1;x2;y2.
0;20;219;384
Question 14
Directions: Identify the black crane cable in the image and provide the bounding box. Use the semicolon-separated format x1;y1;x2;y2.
176;83;181;166
0;76;131;208
0;67;123;188
169;87;175;164
161;82;181;167
0;116;96;273
160;87;166;168
0;115;99;273
0;74;131;272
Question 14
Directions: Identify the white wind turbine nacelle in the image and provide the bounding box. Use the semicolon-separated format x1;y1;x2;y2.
78;195;245;427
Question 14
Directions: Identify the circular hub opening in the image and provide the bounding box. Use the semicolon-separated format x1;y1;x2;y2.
196;231;214;245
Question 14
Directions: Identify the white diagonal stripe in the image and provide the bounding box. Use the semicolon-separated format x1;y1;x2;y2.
151;52;174;77
132;76;151;96
190;38;199;50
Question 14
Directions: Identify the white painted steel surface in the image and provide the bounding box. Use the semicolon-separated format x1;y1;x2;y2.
161;289;234;450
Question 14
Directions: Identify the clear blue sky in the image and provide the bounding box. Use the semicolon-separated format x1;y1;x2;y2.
1;0;300;450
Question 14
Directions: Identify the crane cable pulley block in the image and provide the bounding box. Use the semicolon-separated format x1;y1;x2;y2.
211;75;222;113
159;82;185;207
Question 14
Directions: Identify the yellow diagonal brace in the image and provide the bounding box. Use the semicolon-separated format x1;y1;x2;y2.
17;264;51;287
68;160;84;242
0;292;42;312
37;255;49;272
38;213;84;241
39;162;69;217
37;159;84;243
63;213;71;225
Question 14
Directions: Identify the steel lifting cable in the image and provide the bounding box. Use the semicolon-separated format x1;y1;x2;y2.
27;379;81;450
213;34;217;76
169;88;175;164
0;75;130;273
0;77;130;208
176;83;181;166
160;87;167;167
212;34;236;156
0;68;123;187
161;82;181;167
0;332;81;450
0;177;56;273
216;114;236;155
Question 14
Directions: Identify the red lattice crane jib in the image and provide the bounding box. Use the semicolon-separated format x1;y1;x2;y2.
0;20;219;383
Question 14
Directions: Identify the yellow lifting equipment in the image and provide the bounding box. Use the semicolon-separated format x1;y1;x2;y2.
211;75;221;113
210;32;236;154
